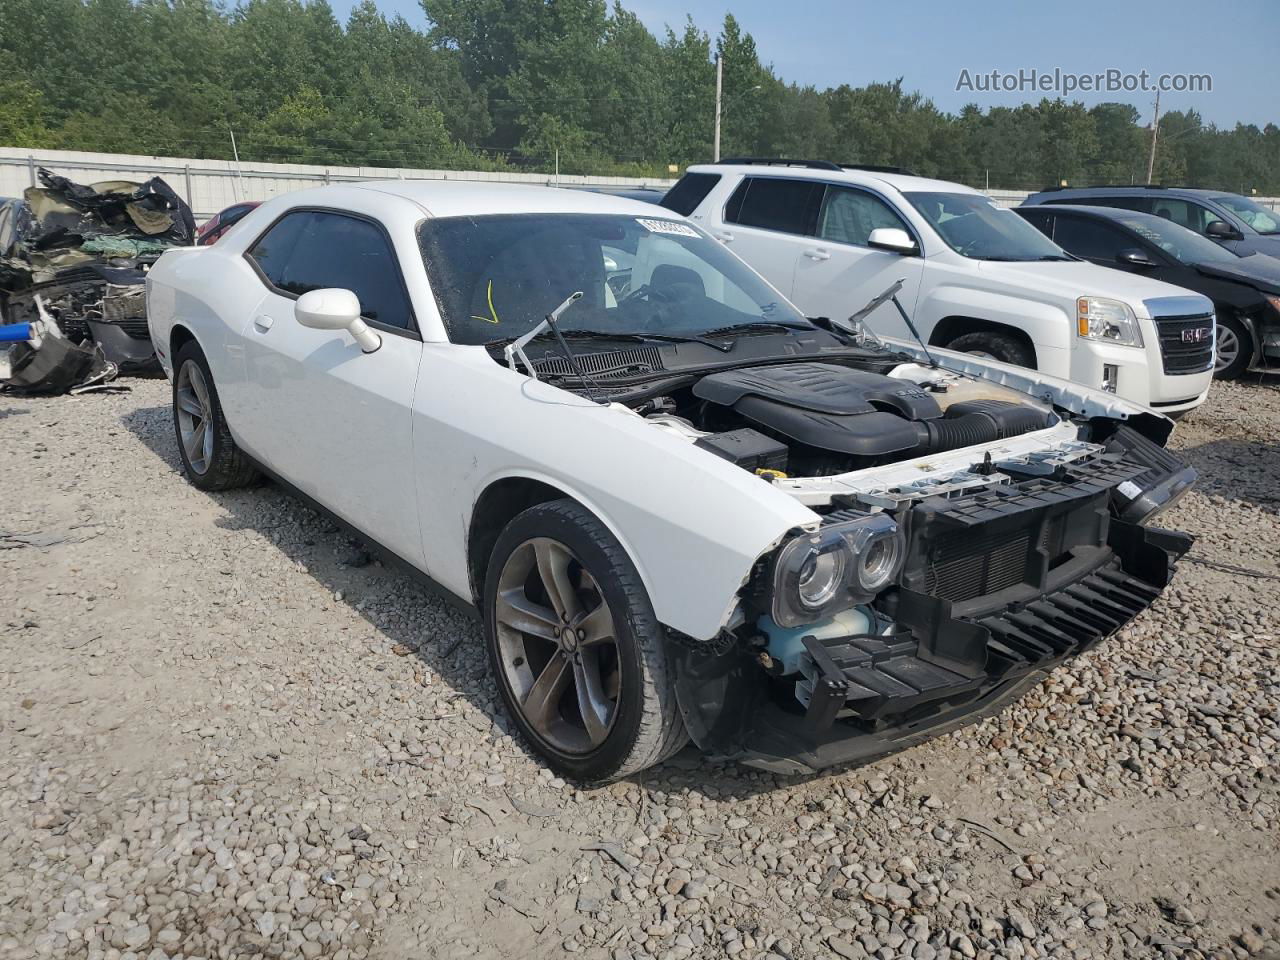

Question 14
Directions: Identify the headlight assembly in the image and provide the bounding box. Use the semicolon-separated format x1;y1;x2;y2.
770;513;905;627
1077;296;1144;347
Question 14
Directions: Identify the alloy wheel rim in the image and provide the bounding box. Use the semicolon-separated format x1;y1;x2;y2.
494;537;621;754
175;361;214;474
1215;325;1239;371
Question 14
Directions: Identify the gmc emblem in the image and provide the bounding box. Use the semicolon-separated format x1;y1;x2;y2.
1182;327;1211;344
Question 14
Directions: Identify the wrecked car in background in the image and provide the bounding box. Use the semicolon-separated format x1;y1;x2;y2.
0;168;195;392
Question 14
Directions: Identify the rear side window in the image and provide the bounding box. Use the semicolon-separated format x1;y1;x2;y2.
248;211;413;329
1017;209;1053;236
1051;216;1132;262
660;173;720;216
724;177;822;236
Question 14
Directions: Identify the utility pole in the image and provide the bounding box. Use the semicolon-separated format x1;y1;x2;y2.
1145;89;1161;185
713;54;723;163
229;125;244;202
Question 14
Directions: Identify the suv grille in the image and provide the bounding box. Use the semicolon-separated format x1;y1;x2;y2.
1155;313;1214;375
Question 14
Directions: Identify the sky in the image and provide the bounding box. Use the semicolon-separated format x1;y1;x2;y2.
331;0;1276;129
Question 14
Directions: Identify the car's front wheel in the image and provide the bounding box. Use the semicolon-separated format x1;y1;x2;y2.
172;341;259;491
944;330;1036;368
484;499;687;783
1213;312;1252;380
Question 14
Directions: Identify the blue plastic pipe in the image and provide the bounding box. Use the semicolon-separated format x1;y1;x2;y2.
0;323;34;343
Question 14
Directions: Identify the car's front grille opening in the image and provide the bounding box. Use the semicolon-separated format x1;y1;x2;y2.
924;527;1031;601
1155;313;1215;375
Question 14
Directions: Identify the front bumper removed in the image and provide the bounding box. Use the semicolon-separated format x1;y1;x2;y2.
669;520;1190;776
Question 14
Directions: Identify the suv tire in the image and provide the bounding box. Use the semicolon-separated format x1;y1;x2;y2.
945;330;1035;368
484;499;687;783
172;341;260;490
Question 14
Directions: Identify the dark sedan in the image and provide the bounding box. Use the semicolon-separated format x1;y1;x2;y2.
1017;204;1280;379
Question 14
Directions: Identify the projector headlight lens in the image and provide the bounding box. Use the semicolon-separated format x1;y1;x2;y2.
770;513;905;627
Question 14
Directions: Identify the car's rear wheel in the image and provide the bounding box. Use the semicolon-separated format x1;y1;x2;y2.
484;499;687;783
172;341;259;490
1213;313;1251;380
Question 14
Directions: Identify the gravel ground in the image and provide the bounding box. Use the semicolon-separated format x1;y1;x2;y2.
1;375;1278;960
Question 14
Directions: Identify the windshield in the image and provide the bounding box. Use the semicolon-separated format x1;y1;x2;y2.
1115;212;1240;264
906;191;1069;261
1213;195;1280;235
418;213;810;346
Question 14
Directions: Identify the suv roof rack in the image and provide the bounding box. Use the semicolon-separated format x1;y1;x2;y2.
717;157;843;171
1039;184;1175;192
717;158;918;176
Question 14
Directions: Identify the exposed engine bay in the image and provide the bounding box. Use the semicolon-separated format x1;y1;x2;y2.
627;357;1064;494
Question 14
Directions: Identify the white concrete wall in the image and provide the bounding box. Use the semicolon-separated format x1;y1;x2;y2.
3;146;1276;218
0;146;676;219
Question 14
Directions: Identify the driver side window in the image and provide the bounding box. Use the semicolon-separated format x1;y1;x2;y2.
248;211;413;330
817;186;910;247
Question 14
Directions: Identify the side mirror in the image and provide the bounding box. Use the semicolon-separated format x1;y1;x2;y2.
295;288;381;353
1205;219;1243;241
867;227;918;255
1118;248;1156;268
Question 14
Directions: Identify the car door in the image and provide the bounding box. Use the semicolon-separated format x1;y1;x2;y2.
711;176;823;298
1051;213;1186;284
236;208;426;566
790;183;925;329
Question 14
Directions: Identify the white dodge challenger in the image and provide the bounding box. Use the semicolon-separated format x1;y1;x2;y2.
146;182;1195;783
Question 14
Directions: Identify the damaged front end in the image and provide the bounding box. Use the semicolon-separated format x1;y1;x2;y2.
656;368;1195;775
0;168;195;387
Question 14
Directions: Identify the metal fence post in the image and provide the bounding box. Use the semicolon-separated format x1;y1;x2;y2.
184;164;194;208
27;155;36;187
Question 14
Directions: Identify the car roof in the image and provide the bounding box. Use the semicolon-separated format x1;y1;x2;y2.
1018;203;1148;220
346;179;675;219
1020;202;1215;232
1033;185;1223;199
687;163;980;196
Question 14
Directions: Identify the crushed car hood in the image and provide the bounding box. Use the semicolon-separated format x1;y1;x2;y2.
1;168;195;287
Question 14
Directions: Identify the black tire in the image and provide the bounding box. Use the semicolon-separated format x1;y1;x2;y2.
483;499;687;783
1213;312;1252;380
171;341;259;491
945;330;1036;368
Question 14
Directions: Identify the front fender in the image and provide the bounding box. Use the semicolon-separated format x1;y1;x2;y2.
922;283;1073;374
412;346;819;640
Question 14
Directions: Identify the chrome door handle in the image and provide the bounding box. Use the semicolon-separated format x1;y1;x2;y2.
253;314;274;331
803;248;831;261
714;231;734;243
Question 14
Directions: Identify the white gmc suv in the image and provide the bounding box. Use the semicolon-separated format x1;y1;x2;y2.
665;161;1215;415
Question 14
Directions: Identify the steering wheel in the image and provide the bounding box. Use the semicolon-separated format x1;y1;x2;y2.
617;283;682;330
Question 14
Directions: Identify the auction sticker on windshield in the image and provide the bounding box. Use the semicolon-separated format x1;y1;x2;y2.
637;218;700;238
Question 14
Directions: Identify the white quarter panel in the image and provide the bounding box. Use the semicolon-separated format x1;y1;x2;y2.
410;346;817;640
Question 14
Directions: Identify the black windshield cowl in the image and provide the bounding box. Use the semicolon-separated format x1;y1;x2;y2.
702;320;815;337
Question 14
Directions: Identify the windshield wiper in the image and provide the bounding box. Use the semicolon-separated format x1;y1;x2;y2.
503;291;607;402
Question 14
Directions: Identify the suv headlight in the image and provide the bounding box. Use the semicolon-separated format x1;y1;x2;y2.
1077;297;1143;347
770;513;905;627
